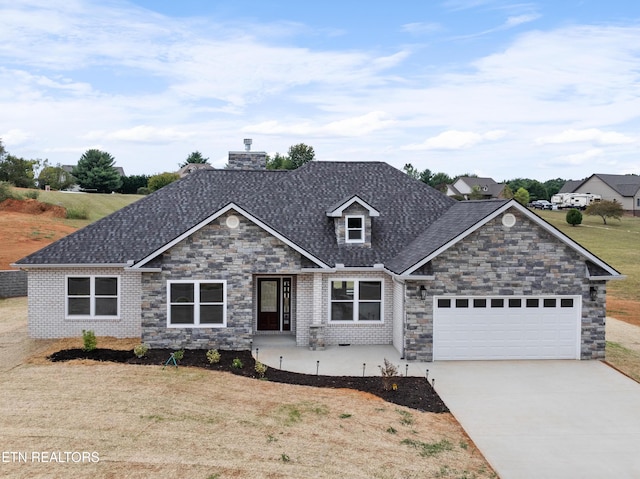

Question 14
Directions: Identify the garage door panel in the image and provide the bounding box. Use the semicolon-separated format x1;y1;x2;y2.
433;296;581;360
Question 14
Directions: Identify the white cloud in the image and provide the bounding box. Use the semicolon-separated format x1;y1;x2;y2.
83;125;194;144
536;129;635;145
401;22;443;35
504;14;541;28
402;130;506;150
245;111;396;137
1;129;31;146
556;148;604;165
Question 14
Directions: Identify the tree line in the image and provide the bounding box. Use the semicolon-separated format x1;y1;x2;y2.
402;163;567;201
0;137;581;198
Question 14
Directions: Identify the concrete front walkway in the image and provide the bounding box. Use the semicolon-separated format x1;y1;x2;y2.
252;338;640;479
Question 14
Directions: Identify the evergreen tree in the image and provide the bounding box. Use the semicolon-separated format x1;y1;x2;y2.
180;151;209;168
566;209;583;226
72;149;122;193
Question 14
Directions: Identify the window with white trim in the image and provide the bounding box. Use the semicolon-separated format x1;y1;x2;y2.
66;276;119;318
330;279;382;322
345;215;365;243
167;280;227;327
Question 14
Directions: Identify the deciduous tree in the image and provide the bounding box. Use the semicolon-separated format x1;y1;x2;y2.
585;200;624;225
37;164;74;190
287;143;315;169
148;172;179;191
266;144;315;170
513;187;530;206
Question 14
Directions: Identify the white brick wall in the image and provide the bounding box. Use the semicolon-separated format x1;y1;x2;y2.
27;268;142;339
295;271;394;347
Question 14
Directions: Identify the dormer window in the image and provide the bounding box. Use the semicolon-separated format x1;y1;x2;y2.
345;215;365;243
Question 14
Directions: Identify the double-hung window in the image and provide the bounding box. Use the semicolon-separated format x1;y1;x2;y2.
168;280;227;327
66;276;119;318
330;279;382;322
345;215;365;243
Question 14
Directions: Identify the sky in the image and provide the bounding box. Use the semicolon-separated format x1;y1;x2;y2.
1;0;640;181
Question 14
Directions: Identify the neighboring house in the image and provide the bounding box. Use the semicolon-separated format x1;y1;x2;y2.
446;177;506;200
177;163;214;178
561;174;640;216
15;146;622;361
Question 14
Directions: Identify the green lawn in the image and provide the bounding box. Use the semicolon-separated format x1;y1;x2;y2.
534;209;640;301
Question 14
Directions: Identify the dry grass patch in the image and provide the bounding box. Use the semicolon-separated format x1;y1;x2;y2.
606;342;640;382
0;362;495;479
0;299;495;479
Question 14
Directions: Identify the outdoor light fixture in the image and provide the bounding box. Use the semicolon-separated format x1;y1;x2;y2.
590;286;598;301
419;285;427;300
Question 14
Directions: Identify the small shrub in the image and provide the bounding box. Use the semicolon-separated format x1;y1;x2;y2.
82;329;97;352
0;181;17;202
232;358;244;369
566;208;583;226
172;349;184;361
339;413;352;419
379;358;399;391
66;206;89;219
133;343;149;358
255;360;267;378
24;189;39;200
137;186;151;195
206;349;221;364
280;453;290;463
387;426;397;434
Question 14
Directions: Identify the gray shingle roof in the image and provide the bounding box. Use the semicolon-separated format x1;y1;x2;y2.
15;162;508;270
594;174;640;197
558;180;583;194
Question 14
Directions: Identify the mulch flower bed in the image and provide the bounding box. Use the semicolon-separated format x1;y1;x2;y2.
48;348;449;413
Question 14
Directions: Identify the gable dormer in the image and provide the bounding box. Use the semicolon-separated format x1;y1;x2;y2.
326;195;379;247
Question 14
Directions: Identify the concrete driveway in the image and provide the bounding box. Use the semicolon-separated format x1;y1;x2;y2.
431;360;640;479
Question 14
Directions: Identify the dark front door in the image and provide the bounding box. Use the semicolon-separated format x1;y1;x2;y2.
258;278;280;330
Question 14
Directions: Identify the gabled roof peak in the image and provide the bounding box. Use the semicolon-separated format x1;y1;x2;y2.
326;195;380;217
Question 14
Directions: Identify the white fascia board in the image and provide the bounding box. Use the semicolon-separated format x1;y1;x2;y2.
133;203;330;269
402;200;622;278
11;263;128;269
326;195;380;217
396;275;435;281
589;275;626;281
300;265;392;274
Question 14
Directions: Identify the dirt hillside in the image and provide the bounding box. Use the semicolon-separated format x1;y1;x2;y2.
0;200;77;269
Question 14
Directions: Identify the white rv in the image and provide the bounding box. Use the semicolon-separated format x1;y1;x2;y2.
550;193;601;210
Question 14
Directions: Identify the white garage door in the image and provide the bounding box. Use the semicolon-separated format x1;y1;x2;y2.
433;296;581;360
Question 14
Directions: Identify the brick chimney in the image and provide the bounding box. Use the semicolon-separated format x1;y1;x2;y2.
227;139;267;170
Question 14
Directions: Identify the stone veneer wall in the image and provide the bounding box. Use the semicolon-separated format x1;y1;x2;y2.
333;203;372;247
295;271;394;347
404;209;606;361
27;267;142;339
141;211;303;350
227;151;267;170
